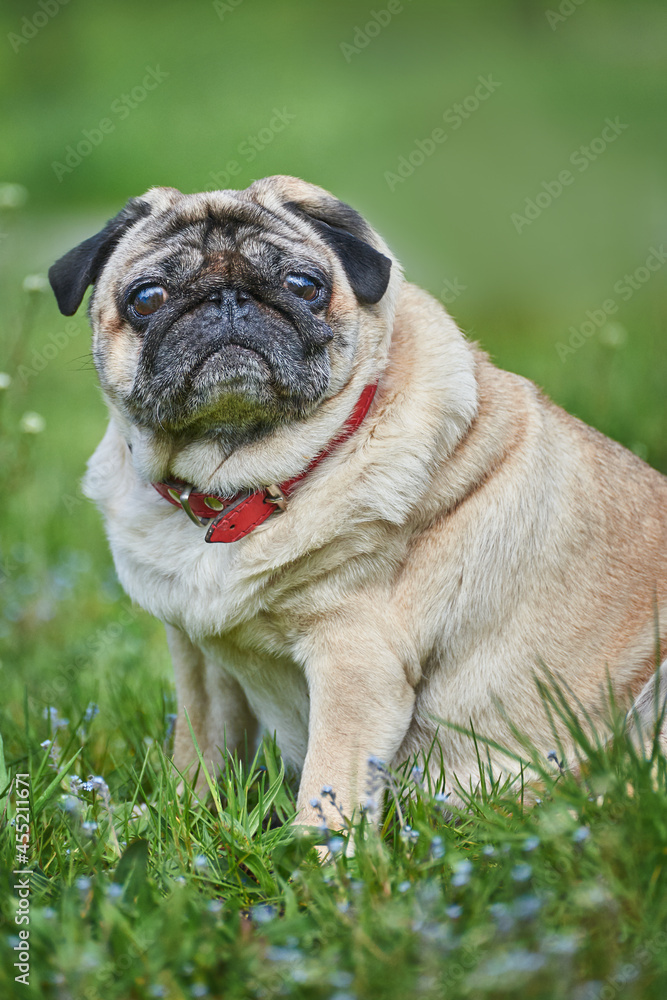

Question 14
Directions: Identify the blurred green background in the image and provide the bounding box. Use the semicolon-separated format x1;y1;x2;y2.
0;0;666;736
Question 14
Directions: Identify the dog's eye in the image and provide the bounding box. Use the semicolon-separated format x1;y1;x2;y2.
131;285;169;316
284;274;321;302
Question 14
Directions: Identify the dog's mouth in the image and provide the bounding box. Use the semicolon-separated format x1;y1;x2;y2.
125;340;279;432
123;310;331;434
189;341;270;383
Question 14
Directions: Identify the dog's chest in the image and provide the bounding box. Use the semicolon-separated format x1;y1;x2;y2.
200;621;311;765
107;498;313;760
105;480;289;630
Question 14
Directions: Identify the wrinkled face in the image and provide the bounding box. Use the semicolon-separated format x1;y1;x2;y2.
49;177;393;440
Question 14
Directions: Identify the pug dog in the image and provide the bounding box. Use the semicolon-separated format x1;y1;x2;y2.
49;176;667;828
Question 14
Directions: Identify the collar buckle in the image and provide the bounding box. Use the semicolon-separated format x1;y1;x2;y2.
176;484;208;527
264;483;287;512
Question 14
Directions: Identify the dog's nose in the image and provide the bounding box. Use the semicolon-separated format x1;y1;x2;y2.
208;288;252;321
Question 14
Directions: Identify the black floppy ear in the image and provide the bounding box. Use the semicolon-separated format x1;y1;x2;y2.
285;199;392;305
48;198;151;315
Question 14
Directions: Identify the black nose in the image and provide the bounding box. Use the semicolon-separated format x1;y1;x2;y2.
207;288;252;321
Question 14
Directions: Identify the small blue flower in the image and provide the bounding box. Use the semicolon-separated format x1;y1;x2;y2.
513;894;542;919
43;706;68;729
430;835;445;859
511;863;533;882
451;858;473;886
542;933;580;955
83;702;99;723
489;902;515;933
251;904;276;924
523;836;540;852
266;945;301;963
446;904;463;919
573;826;590;843
330;971;354;989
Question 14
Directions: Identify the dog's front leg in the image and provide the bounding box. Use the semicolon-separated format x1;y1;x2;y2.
295;626;417;831
166;625;258;784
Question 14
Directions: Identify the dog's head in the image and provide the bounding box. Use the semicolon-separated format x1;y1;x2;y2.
49;177;396;441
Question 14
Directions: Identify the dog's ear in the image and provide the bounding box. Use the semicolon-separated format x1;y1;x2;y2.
48;198;152;315
285;197;392;305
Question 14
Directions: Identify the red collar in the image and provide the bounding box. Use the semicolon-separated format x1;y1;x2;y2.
151;382;378;543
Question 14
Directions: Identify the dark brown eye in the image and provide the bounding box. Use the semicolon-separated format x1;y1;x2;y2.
284;274;321;302
131;285;169;316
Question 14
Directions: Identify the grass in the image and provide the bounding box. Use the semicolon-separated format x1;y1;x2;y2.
2;651;667;999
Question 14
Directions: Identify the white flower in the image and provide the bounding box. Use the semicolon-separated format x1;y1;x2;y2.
20;411;45;434
0;372;11;389
599;322;627;348
22;274;49;294
0;183;28;209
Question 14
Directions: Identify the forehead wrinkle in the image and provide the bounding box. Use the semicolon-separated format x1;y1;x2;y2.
115;195;338;291
246;233;334;280
120;245;205;288
159;193;276;236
